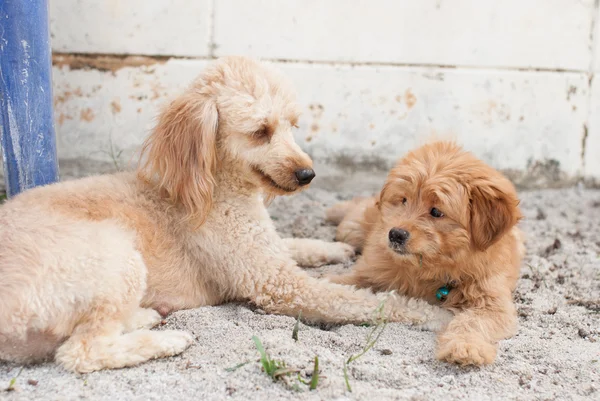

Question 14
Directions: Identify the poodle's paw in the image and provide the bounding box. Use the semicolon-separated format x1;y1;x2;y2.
436;334;497;366
156;330;195;357
124;308;163;332
323;242;356;265
414;307;454;332
294;240;356;267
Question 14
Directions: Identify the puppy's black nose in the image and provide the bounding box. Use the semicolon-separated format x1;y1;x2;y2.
295;169;315;186
389;228;410;245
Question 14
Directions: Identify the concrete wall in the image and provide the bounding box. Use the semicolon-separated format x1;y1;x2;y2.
45;0;600;187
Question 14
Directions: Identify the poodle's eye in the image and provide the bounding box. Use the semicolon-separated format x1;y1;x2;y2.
430;208;444;218
401;197;407;205
251;125;274;143
253;126;269;137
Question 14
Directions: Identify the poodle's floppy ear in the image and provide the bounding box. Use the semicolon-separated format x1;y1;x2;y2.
140;91;218;227
469;177;522;251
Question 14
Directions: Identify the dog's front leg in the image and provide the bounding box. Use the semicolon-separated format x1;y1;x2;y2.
436;292;517;366
251;261;452;328
282;238;355;267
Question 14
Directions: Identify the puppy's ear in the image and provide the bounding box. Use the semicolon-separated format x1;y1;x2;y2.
375;193;382;210
140;92;218;227
469;178;522;250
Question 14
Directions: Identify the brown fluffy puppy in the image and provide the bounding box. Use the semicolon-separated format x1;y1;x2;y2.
326;141;525;366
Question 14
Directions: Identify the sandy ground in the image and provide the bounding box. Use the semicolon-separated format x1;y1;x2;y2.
1;181;599;401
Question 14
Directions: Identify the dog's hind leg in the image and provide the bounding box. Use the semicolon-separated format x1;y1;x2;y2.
325;199;359;224
55;306;193;373
123;307;163;332
51;226;193;373
282;238;355;267
327;197;377;252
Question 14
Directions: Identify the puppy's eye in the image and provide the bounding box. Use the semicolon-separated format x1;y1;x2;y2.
430;208;444;218
389;197;406;206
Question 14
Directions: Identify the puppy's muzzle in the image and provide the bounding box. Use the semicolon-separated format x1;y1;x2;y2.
389;228;410;253
295;169;315;186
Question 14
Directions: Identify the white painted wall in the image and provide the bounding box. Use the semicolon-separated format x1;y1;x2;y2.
46;0;600;185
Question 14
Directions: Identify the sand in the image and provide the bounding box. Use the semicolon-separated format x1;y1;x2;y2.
1;181;599;401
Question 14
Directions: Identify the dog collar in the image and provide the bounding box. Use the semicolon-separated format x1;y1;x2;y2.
436;286;451;301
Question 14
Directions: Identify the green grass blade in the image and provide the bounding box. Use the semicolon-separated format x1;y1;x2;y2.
6;367;23;391
343;361;352;392
225;360;250;372
309;356;319;390
292;311;302;341
252;335;272;376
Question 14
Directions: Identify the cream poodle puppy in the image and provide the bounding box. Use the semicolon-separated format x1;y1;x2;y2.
0;56;450;373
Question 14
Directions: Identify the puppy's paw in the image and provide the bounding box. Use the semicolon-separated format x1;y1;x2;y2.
436;334;497;366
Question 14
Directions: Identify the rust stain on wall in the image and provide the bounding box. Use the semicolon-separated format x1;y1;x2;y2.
80;108;95;122
111;99;122;114
308;103;324;119
404;89;417;109
57;113;73;126
52;53;168;73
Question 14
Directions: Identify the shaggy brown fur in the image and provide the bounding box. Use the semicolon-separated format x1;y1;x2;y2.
326;141;525;366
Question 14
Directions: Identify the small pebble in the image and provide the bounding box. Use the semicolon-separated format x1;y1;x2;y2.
578;328;589;338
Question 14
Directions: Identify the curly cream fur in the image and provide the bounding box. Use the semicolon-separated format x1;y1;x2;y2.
0;57;451;373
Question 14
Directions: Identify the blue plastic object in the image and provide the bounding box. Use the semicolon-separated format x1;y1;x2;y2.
436;286;450;301
0;0;59;197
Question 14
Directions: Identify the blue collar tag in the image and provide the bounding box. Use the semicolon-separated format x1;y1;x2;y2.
436;286;450;301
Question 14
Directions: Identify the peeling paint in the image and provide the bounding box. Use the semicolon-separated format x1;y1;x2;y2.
6;102;24;188
566;85;578;101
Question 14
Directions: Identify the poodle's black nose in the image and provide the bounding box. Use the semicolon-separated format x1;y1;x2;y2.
389;228;410;245
295;169;315;186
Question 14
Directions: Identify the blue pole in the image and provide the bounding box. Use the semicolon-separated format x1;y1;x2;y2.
0;0;59;198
